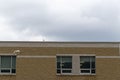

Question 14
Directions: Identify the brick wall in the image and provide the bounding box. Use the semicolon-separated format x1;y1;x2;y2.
0;47;119;80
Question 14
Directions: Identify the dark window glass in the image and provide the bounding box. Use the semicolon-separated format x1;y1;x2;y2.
57;62;61;68
91;56;95;68
91;69;95;74
62;62;72;69
80;56;90;69
80;56;95;74
81;70;90;73
57;56;72;74
57;56;61;68
1;69;10;73
57;56;60;62
1;56;11;68
57;69;61;73
62;70;72;73
62;56;72;69
0;56;16;74
12;69;16;73
12;56;16;69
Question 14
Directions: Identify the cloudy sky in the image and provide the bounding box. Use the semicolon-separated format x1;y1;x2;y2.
0;0;120;41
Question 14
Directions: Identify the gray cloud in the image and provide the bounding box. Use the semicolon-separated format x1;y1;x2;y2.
0;0;120;41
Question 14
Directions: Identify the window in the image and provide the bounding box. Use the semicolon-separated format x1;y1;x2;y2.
0;56;16;74
56;55;96;75
57;56;72;74
80;56;95;74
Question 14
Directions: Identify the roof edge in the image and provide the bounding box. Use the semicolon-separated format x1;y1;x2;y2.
0;41;119;43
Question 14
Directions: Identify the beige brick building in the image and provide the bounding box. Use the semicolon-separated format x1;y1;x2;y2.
0;41;119;80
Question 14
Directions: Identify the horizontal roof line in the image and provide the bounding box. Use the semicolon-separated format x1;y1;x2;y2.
0;41;118;47
0;41;119;43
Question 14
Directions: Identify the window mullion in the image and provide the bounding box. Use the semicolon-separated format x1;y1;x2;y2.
90;57;91;74
60;57;62;74
10;56;12;74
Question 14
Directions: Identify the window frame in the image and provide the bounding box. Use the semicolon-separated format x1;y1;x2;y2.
56;56;72;75
56;54;96;75
0;55;16;75
80;56;96;75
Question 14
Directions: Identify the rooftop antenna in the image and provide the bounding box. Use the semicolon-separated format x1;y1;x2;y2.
42;39;45;41
42;37;45;41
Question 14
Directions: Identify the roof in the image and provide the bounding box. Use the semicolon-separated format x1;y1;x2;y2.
0;41;118;47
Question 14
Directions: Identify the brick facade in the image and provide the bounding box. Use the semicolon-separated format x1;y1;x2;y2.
0;42;119;80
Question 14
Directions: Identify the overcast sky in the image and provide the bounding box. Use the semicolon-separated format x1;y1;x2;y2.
0;0;120;41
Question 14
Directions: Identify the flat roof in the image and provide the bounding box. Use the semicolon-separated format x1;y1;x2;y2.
0;41;118;47
0;41;119;43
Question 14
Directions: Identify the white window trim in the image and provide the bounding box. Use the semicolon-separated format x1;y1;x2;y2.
0;55;16;75
56;56;72;75
56;54;96;75
80;56;96;75
0;73;16;75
